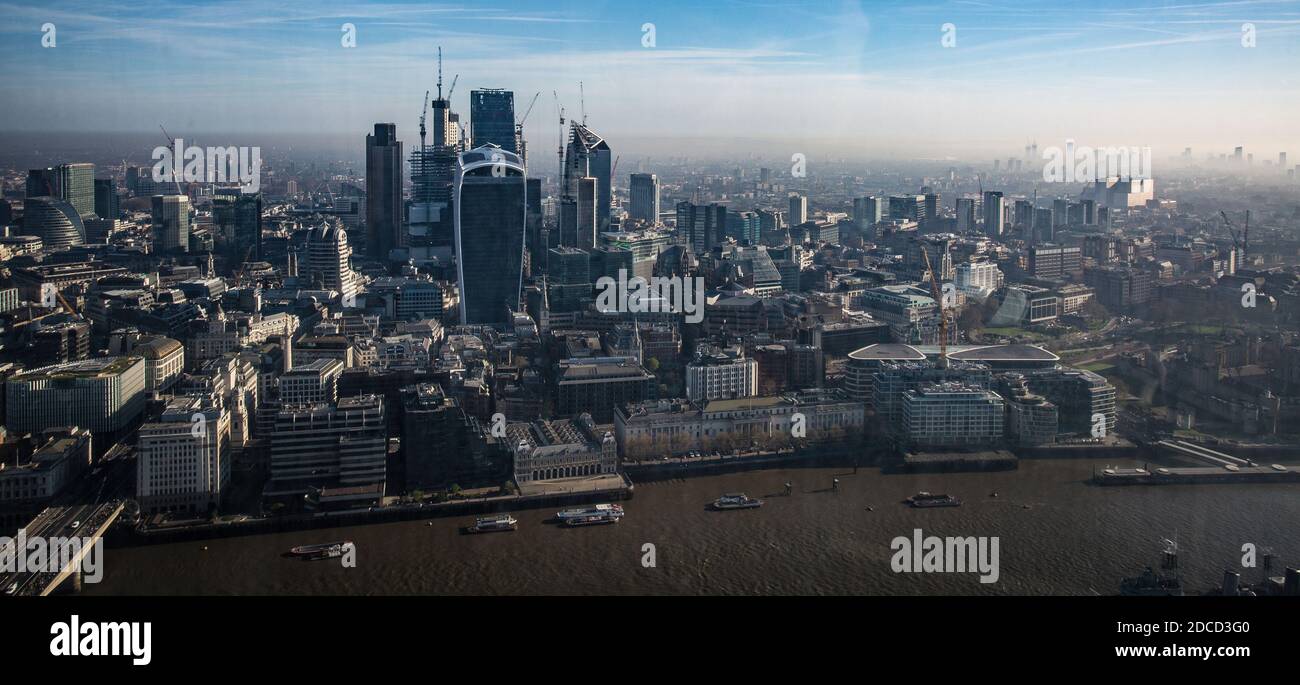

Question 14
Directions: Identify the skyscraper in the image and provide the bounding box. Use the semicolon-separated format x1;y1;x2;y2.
94;178;120;220
56;163;95;220
676;201;727;255
956;197;976;233
563;123;612;233
629;173;660;223
576;176;598;250
152;194;191;253
23;196;85;248
853;196;883;231
455;145;526;325
26;168;55;198
470;89;517;153
305;223;359;302
982;191;1004;237
212;190;263;261
789;194;808;225
365;123;403;260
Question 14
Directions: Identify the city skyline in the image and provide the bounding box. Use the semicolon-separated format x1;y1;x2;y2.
4;0;1300;159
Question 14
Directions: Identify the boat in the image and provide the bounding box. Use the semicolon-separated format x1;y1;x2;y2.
465;514;518;534
564;512;620;527
555;503;624;521
712;493;764;510
289;541;353;559
903;491;961;508
1119;567;1183;596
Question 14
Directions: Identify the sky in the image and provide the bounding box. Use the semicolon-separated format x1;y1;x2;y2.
3;0;1300;160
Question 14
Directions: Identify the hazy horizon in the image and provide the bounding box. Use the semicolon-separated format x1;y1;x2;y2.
4;0;1300;160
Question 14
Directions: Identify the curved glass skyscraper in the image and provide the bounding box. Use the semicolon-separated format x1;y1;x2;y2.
454;144;525;325
23;196;85;248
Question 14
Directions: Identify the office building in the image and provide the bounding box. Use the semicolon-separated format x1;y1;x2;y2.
555;356;655;422
305;223;359;301
23;196;85;249
55;163;95;220
212;190;263;261
789;194;808;225
685;345;759;402
5;357;146;436
563;123;612;233
982;191;1004;237
94;178;120;221
151;194;190;253
455;144;526;325
469;89;517;153
137;396;230;514
365;123;403;260
267;394;387;499
629;173;660;223
901;382;1006;449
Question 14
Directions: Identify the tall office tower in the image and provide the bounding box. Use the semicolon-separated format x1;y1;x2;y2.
306;223;359;302
923;192;939;221
365;123;403;260
525;177;544;275
760;167;772;183
0;198;11;227
125;166;140;193
952;197;974;233
1013;199;1034;229
1281;152;1288;168
469;89;517;153
152;194;191;252
1052;198;1069;228
889;195;923;221
676;201;727;254
455;144;526;325
1080;199;1096;225
546;246;592;313
1234;146;1244;160
981;191;1004;237
575;177;598;249
789;194;808;225
727;210;760;245
26;168;55;197
212;190;263;261
94;178;120;220
629;173;660;223
137;396;230;515
853;196;883;231
23;196;86;248
55;163;96;220
563;123;612;232
1034;207;1054;242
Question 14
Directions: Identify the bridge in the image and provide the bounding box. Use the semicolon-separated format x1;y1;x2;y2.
1155;439;1250;467
2;499;126;596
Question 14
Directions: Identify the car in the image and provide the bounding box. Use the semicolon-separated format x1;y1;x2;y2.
70;520;81;530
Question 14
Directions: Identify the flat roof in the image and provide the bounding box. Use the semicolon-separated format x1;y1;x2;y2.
848;343;927;362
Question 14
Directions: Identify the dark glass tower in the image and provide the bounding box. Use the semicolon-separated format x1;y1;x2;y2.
94;178;120;220
366;123;403;260
455;145;526;325
469;89;517;153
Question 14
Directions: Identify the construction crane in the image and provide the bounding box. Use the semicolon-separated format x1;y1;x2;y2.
1219;210;1250;265
158;124;184;195
553;90;566;188
418;90;429;150
579;81;587;126
515;91;540;156
919;245;950;368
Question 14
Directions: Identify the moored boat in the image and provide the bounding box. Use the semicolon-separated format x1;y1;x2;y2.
903;492;961;508
712;493;764;510
465;514;518;534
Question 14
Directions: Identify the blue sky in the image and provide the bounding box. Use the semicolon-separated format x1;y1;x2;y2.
3;0;1300;159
